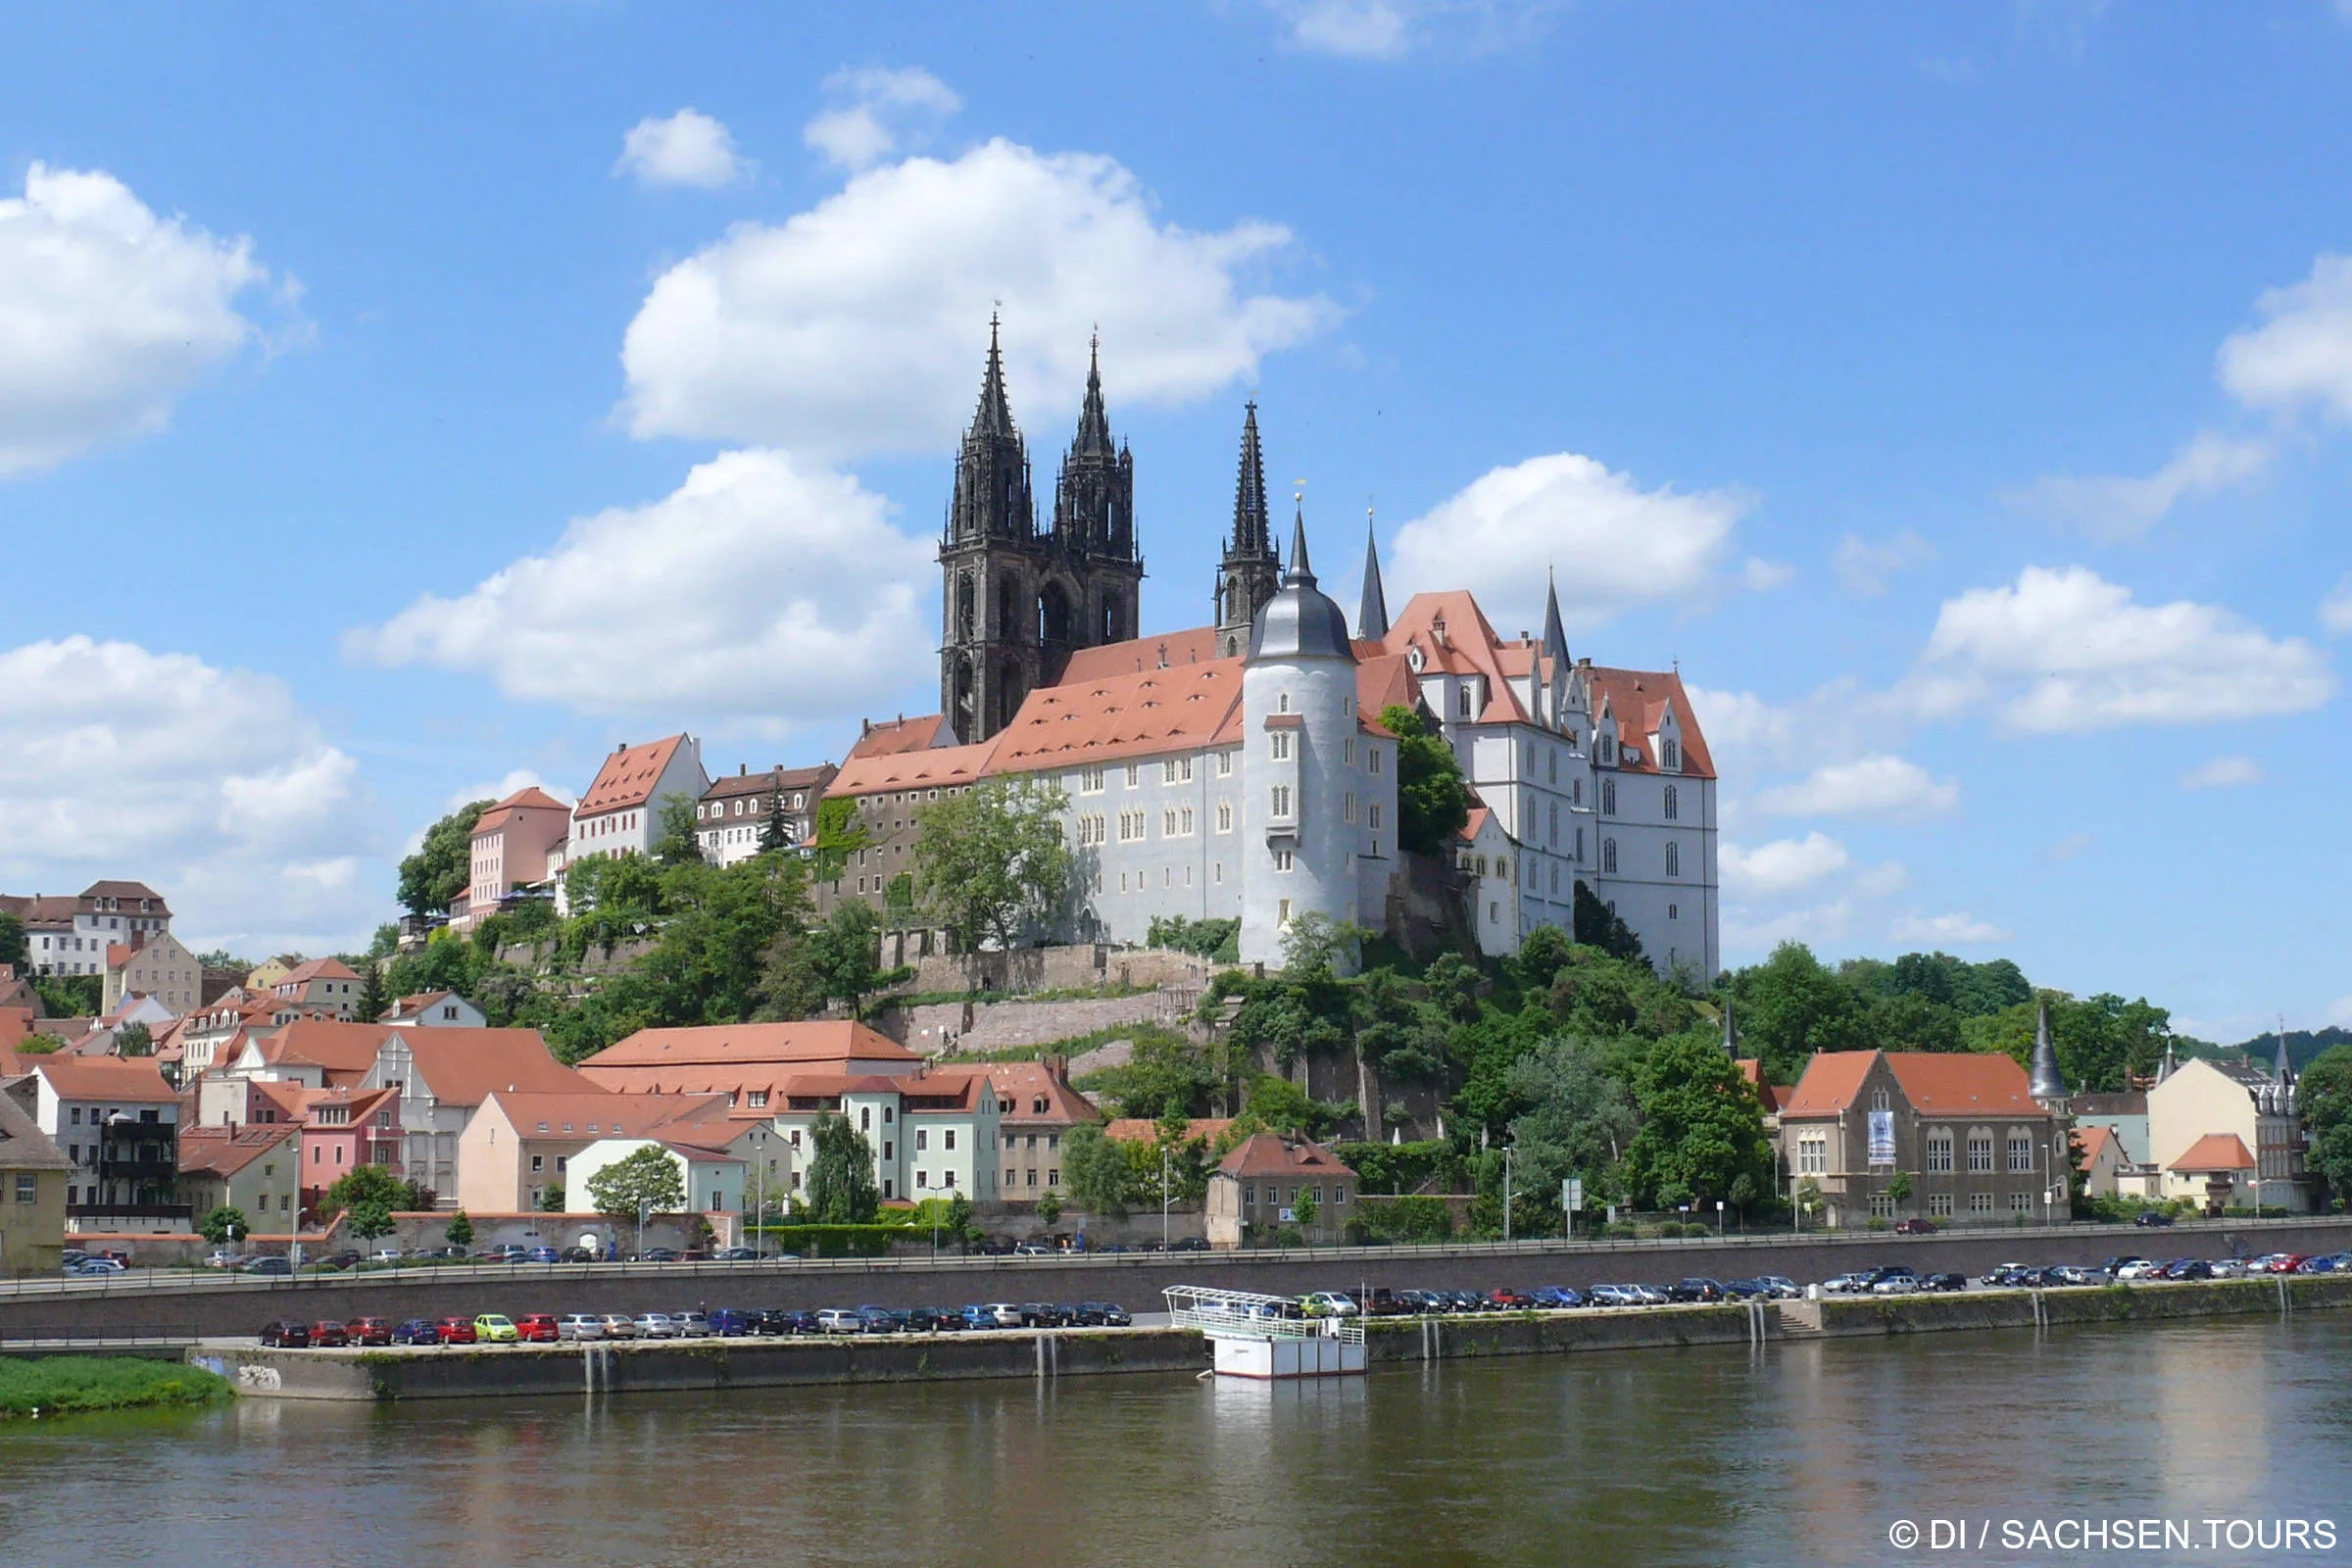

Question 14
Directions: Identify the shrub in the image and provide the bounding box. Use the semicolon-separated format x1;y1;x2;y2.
1351;1195;1455;1244
748;1224;913;1258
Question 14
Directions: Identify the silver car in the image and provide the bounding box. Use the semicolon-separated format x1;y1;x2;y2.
597;1313;639;1340
631;1312;679;1339
557;1313;606;1341
817;1308;863;1335
670;1310;712;1338
986;1302;1025;1328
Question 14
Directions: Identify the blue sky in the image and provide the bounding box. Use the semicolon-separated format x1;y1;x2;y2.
3;2;2347;1040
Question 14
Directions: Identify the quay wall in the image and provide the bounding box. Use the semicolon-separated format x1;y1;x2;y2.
17;1216;2352;1341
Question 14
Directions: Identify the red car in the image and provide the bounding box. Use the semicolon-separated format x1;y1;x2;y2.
1488;1288;1534;1309
309;1320;350;1348
433;1315;478;1346
2269;1254;2310;1274
347;1316;393;1347
1894;1218;1939;1235
514;1313;561;1344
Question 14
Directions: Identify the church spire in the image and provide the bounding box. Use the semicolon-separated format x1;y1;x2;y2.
1288;503;1314;585
2029;1001;2067;1102
1232;400;1270;557
1073;331;1112;454
1543;568;1570;668
1357;510;1390;641
2274;1026;2295;1089
1722;1001;1738;1062
974;312;1015;437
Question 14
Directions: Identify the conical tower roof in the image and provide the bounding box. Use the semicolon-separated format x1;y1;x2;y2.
1357;512;1390;640
2029;1001;2068;1102
1249;508;1353;662
972;313;1016;437
1229;400;1271;559
1072;332;1112;454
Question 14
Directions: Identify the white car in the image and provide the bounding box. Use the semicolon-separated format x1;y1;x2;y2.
2117;1259;2165;1281
2208;1259;2248;1279
368;1250;404;1264
556;1313;607;1341
1870;1273;1921;1296
817;1308;864;1335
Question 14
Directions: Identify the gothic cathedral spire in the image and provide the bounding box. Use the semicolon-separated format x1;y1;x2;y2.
1215;399;1282;659
1357;510;1390;641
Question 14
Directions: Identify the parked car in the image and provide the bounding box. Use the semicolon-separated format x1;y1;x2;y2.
2294;1253;2345;1274
2209;1259;2248;1279
1980;1263;2030;1287
69;1256;127;1275
715;1247;761;1261
514;1314;562;1344
1531;1286;1586;1308
1011;1242;1053;1256
479;1245;530;1263
709;1308;758;1337
760;1308;822;1336
1018;1301;1058;1328
2116;1259;2165;1280
556;1313;607;1341
1821;1272;1872;1295
1303;1292;1361;1317
382;1318;434;1346
983;1302;1024;1329
562;1247;603;1263
1868;1271;1921;1296
368;1249;405;1265
308;1320;351;1348
637;1248;680;1263
1757;1277;1802;1299
2133;1211;2176;1228
631;1313;680;1340
1170;1238;1211;1252
670;1310;713;1338
930;1305;968;1332
1587;1285;1636;1307
1666;1279;1728;1303
2166;1260;2215;1281
817;1308;863;1335
1922;1273;1968;1293
258;1320;311;1348
524;1247;562;1264
434;1316;478;1346
347;1316;394;1347
318;1250;364;1271
856;1306;899;1335
597;1313;640;1340
1892;1217;1938;1235
474;1314;521;1344
1097;1301;1133;1327
242;1256;292;1277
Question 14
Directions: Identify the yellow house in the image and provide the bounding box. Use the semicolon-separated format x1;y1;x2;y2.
177;1124;305;1230
0;1091;70;1276
245;956;296;991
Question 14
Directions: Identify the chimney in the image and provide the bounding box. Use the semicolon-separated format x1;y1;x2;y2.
740;763;747;775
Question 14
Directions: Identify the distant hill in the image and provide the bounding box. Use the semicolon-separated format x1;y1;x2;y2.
2213;1026;2352;1075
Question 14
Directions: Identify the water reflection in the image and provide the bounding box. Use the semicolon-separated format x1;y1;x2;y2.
1;1318;2346;1568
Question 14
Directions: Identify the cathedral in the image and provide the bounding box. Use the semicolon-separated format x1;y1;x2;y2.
831;325;1722;978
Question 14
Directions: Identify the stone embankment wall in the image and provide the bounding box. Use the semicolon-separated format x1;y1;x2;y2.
897;945;1218;998
21;1217;2352;1341
875;991;1199;1055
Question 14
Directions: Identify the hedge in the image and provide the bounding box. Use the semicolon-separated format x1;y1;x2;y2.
1349;1195;1455;1244
747;1224;913;1258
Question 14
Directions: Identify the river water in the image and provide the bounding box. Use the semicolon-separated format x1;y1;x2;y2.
4;1317;2349;1567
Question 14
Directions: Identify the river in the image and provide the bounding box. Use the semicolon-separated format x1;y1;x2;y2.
4;1317;2348;1566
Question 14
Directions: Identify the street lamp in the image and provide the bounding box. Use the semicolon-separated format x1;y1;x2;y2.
1161;1147;1172;1251
1501;1148;1515;1244
1716;1199;1725;1237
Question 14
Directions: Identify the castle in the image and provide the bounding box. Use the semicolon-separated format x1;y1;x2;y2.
825;327;1721;978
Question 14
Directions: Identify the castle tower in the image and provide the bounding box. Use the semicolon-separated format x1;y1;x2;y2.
940;324;1144;744
1240;510;1362;969
2029;1001;2069;1109
1216;401;1282;660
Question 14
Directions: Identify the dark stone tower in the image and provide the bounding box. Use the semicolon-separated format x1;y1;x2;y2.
940;322;1143;744
1215;400;1282;659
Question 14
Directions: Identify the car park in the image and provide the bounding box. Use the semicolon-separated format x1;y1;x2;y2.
557;1313;606;1341
259;1320;311;1348
474;1314;521;1344
434;1316;478;1346
390;1319;439;1346
515;1314;561;1343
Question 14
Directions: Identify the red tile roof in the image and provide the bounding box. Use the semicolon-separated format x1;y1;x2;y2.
472;786;571;837
276;956;360;989
2072;1125;2117;1167
2169;1133;2255;1173
1776;1052;1880;1119
576;735;690;815
249;1019;392;1080
1587;666;1717;780
845;714;949;761
399;1029;590;1107
1736;1059;1781;1114
1216;1133;1356;1180
1104;1116;1234;1145
1058;627;1225;682
481;1090;715;1141
177;1124;301;1178
925;1059;1100;1126
1885;1053;2042;1116
26;1054;179;1102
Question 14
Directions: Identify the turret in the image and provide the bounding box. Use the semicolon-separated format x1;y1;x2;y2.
2029;1001;2068;1104
1215;401;1282;659
1357;511;1390;641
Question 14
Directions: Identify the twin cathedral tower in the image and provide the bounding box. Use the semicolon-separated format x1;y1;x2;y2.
939;321;1289;744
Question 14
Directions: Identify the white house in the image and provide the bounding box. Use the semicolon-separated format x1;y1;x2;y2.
556;734;709;913
380;991;486;1028
1;881;174;979
566;1135;747;1223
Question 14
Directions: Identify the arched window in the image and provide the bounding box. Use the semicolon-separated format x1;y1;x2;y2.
1600;779;1617;815
1663;784;1679;821
955;575;975;642
1662;738;1680;771
1601;838;1618;874
1664;841;1680;878
1457;684;1473;719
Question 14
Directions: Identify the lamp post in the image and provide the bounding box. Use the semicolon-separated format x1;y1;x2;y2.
1716;1199;1725;1237
1501;1147;1515;1244
1161;1147;1171;1251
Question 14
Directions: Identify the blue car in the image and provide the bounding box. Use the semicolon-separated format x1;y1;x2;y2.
1530;1286;1585;1309
389;1318;439;1346
709;1308;758;1336
960;1304;997;1330
526;1246;562;1264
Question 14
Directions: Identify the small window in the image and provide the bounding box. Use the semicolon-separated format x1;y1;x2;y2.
1664;784;1679;821
1665;841;1680;878
1601;838;1618;875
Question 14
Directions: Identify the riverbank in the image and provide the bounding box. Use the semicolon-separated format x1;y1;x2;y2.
0;1355;232;1419
192;1274;2352;1402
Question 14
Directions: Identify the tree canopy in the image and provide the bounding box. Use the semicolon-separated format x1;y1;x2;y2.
1379;705;1473;854
585;1144;687;1222
398;800;492;916
804;1110;880;1223
911;776;1073;952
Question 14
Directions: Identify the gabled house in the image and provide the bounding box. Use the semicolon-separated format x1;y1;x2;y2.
3;1055;185;1232
0;1092;70;1275
271;957;363;1018
381;991;485;1029
103;929;202;1016
458;1089;732;1214
365;1028;595;1205
460;786;572;933
176;1124;304;1230
1205;1134;1356;1248
556;735;709;911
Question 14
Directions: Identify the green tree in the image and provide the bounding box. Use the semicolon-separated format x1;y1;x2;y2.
1504;1035;1639;1214
323;1164;429;1217
368;923;400;960
355;959;388;1024
2297;1045;2352;1208
1243;1072;1351;1138
942;1190;976;1248
1062;1121;1146;1219
0;911;26;971
759;790;796;854
1292;1185;1319;1235
1570;883;1645;963
587;1145;689;1236
114;1022;154;1057
345;1199;394;1244
1722;942;1876;1085
911;776;1073;951
804;1111;880;1224
1080;1025;1221;1119
1886;1170;1915;1205
398;800;493;916
16;1034;66;1055
1621;1028;1776;1213
1036;1189;1063;1227
198;1205;249;1247
654;794;706;866
538;1186;566;1213
444;1210;475;1248
1379;705;1473;853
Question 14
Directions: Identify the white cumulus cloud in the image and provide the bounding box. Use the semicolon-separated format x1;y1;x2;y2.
1754;755;1960;821
2180;755;2264;790
1389;453;1756;639
1264;0;1555;59
614;109;752;189
618;138;1337;461
2217;252;2352;423
803;67;962;172
349;449;934;726
1721;833;1850;898
1831;530;1936;596
2009;431;2272;541
0;636;374;953
2323;576;2352;637
1916;565;2333;733
1889;910;2010;947
0;163;275;476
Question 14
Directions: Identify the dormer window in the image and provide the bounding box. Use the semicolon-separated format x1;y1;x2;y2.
1457;685;1472;720
1661;738;1680;771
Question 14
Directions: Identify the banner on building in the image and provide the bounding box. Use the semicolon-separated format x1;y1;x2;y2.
1868;1109;1896;1167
